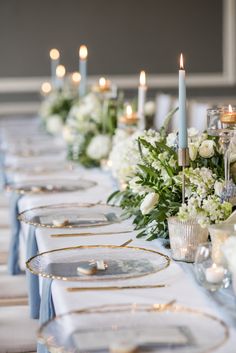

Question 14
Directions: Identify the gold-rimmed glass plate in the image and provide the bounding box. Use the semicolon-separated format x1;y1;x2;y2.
6;179;96;195
38;303;229;353
4;162;73;175
18;203;125;228
26;245;170;281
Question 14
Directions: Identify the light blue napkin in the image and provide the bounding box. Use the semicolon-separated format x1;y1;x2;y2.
37;278;55;353
8;192;23;275
26;225;40;319
0;152;7;189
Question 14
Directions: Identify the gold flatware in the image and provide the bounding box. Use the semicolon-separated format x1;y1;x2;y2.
120;238;133;247
50;230;133;237
66;284;166;292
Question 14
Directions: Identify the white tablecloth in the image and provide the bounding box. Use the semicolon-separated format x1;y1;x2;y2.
3;123;236;352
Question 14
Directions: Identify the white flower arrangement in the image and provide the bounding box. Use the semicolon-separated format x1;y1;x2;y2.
65;92;118;167
109;125;232;240
40;90;74;135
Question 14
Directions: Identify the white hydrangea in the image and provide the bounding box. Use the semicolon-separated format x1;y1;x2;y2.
86;134;112;160
46;115;63;135
109;129;162;184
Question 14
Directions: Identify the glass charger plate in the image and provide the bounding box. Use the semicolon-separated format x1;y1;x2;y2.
38;303;229;353
18;203;125;228
26;245;170;281
6;179;96;195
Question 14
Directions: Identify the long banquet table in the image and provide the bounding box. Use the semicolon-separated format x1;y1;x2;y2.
2;117;236;353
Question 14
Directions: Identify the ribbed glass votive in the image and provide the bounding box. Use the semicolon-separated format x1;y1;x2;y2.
167;217;209;262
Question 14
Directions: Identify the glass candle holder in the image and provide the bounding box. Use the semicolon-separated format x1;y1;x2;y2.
167;217;209;262
194;242;231;291
208;223;236;267
207;106;236;199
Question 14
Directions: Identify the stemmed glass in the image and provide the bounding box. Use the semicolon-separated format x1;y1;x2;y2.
207;105;236;199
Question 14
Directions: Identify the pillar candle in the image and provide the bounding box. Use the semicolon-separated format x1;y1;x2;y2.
49;49;60;88
138;70;147;130
79;45;88;97
178;54;187;149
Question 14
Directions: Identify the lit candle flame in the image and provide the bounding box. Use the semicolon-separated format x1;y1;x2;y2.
72;71;81;83
99;77;106;88
79;45;88;60
126;104;133;118
180;53;184;70
49;48;60;60
139;70;146;86
56;65;66;78
41;82;52;94
229;104;233;113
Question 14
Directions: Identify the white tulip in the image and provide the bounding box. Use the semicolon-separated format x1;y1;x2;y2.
199;140;215;158
140;192;159;215
189;143;198;161
214;180;224;197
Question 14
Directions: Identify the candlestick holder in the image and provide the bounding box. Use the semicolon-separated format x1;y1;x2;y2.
178;147;190;203
207;106;236;200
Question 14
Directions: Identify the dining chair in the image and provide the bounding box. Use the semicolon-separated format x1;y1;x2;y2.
0;305;38;353
0;273;28;306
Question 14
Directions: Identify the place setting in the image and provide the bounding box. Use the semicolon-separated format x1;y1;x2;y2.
18;202;128;231
6;179;96;195
26;242;170;285
38;303;229;353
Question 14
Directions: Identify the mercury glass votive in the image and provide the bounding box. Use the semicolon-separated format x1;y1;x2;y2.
194;242;231;291
167;217;209;262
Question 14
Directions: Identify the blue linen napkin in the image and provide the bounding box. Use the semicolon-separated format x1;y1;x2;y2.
26;225;41;319
0;152;7;189
8;192;23;275
37;278;55;353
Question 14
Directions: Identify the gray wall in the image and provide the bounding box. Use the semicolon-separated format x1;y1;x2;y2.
0;0;235;111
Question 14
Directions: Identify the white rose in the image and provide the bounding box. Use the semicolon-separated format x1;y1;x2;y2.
199;140;215;158
140;192;159;215
46;115;63;135
189;143;198;161
144;101;155;116
87;134;112;160
214;180;224;197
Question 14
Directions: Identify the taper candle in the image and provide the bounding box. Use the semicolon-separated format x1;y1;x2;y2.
49;48;60;88
55;65;66;89
178;54;187;149
79;45;88;97
138;70;147;130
